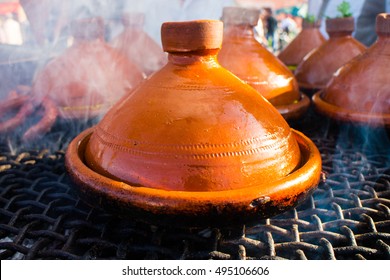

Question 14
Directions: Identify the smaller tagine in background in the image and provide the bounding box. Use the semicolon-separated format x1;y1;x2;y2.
218;7;310;121
295;2;366;95
313;13;390;127
65;20;322;227
0;17;144;141
277;16;326;72
111;12;167;77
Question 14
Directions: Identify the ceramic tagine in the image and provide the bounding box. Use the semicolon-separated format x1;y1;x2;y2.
218;7;310;121
277;19;326;72
0;17;145;141
32;16;145;119
65;20;322;227
294;16;366;94
111;12;167;77
312;13;390;127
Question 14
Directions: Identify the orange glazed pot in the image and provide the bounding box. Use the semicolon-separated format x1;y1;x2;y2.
295;17;366;93
218;7;309;121
65;20;322;226
313;14;390;127
32;17;145;120
111;12;167;77
277;20;326;72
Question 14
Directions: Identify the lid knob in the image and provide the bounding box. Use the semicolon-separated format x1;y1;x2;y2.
376;13;390;35
326;17;355;34
71;17;104;40
161;20;223;52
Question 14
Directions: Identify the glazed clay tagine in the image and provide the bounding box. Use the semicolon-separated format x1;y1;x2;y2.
277;19;326;72
294;17;366;94
218;7;310;121
66;20;322;226
313;13;390;127
111;12;167;77
0;17;145;141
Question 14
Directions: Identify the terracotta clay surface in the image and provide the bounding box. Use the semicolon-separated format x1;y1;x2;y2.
66;20;322;226
111;13;167;76
218;7;309;120
295;17;366;92
313;13;390;126
277;20;326;71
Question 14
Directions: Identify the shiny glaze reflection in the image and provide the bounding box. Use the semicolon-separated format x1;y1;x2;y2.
277;21;326;70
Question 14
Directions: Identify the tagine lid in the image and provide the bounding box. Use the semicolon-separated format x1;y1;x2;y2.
32;16;144;119
295;16;366;91
65;20;322;226
70;16;105;40
312;13;390;126
277;19;326;68
218;8;309;120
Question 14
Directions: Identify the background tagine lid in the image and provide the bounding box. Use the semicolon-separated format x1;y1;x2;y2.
277;19;326;69
32;17;144;119
294;16;366;91
111;12;167;77
66;20;322;226
218;7;310;120
312;13;390;126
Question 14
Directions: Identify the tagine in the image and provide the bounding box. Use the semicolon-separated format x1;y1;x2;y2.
277;18;326;72
66;20;322;227
111;12;167;77
294;16;366;94
0;17;144;141
218;7;310;120
313;13;390;127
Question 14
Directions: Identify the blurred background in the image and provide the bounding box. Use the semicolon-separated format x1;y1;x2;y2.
1;0;389;49
0;0;389;100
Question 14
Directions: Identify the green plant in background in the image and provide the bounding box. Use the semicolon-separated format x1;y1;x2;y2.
337;1;352;17
304;14;316;23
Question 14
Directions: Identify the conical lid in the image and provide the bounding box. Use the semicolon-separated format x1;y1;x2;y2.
66;20;322;226
32;17;144;119
295;17;366;91
85;20;301;191
313;13;390;126
218;7;309;120
111;13;167;76
277;20;326;70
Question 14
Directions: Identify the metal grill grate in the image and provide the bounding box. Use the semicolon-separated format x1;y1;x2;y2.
0;113;389;260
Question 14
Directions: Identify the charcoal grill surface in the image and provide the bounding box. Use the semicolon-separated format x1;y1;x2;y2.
0;111;389;260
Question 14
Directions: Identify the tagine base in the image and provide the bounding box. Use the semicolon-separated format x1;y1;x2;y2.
65;127;321;227
313;91;390;128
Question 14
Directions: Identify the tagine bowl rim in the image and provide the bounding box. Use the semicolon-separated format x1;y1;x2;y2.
313;90;390;127
65;127;322;226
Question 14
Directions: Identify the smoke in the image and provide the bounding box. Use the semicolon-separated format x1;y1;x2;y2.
0;0;241;153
